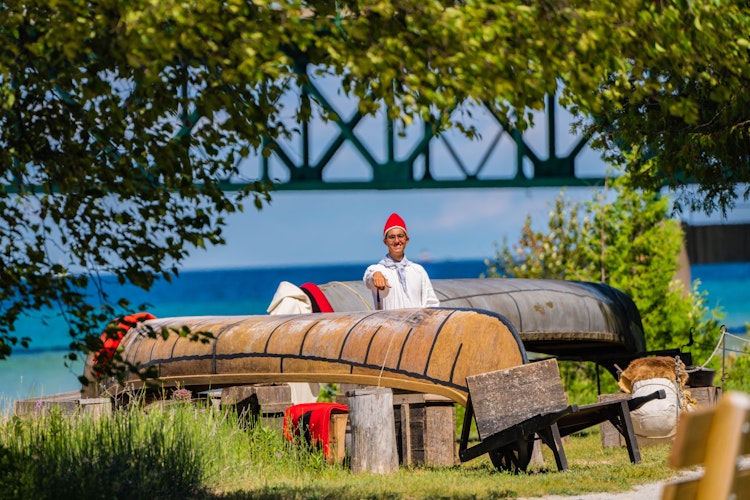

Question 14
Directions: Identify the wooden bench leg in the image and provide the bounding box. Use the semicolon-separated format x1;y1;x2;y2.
607;400;641;464
537;423;568;471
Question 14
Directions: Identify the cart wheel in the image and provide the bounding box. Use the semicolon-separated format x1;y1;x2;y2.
489;437;534;473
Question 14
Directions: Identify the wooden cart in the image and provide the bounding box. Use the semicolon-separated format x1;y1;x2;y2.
458;358;666;472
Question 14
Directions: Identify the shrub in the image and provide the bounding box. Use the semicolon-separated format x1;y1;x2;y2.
486;174;723;402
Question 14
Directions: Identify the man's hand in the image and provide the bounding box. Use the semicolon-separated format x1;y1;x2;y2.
372;271;391;291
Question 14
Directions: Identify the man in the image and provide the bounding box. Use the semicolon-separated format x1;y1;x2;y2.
363;213;440;309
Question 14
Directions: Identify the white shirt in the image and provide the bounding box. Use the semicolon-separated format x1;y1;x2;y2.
363;260;440;309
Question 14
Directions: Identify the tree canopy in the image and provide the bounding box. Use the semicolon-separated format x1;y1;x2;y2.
486;174;723;400
1;0;748;368
487;176;720;360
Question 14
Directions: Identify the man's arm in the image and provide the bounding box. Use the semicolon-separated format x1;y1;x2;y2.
364;265;391;291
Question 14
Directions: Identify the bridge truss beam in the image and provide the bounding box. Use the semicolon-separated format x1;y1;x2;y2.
234;65;606;192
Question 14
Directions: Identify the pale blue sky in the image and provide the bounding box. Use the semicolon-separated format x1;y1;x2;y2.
183;187;585;269
182;185;750;270
182;78;749;270
183;88;601;269
183;143;748;270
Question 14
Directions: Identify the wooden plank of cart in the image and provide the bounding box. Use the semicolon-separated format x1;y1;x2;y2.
458;358;666;472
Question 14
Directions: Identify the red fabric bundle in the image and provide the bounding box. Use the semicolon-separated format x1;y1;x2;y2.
299;282;335;313
283;402;348;457
94;312;156;373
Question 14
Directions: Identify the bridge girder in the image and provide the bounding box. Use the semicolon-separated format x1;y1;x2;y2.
238;74;606;192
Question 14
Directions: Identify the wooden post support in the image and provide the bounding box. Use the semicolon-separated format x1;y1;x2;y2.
598;392;630;448
220;384;291;430
687;385;722;408
392;393;456;467
328;413;349;465
346;387;399;474
13;391;112;418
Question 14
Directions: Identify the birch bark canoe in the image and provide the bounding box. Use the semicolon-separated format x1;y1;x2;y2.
84;307;527;406
318;278;648;376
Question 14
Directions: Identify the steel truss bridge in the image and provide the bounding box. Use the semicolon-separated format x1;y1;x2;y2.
230;74;607;192
6;69;607;194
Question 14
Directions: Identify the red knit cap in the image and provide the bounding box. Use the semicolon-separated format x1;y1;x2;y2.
383;213;407;237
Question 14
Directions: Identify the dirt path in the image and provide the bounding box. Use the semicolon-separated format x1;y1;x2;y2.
519;480;666;499
519;467;707;500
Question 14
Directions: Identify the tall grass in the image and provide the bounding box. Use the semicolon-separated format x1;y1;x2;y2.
0;396;335;500
0;396;677;500
1;402;206;499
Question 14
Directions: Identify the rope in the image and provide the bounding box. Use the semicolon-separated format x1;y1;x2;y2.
673;356;687;410
325;281;424;388
326;281;374;310
323;280;393;385
725;331;750;345
376;308;422;388
377;334;396;387
680;325;750;373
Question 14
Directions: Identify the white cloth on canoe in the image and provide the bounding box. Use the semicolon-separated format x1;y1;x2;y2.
266;280;319;404
363;258;440;309
267;281;313;314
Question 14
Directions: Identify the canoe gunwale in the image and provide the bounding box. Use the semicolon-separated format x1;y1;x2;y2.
87;307;528;406
105;373;471;406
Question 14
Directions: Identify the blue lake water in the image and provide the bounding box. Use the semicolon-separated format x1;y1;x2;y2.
2;260;747;412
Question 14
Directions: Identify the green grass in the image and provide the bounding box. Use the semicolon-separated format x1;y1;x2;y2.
0;398;678;500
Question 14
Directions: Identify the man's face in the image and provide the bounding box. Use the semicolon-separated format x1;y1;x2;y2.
384;228;409;258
